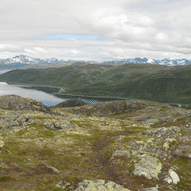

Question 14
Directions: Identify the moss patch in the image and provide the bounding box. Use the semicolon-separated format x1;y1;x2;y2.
0;176;12;182
156;141;166;147
172;156;191;191
168;139;180;150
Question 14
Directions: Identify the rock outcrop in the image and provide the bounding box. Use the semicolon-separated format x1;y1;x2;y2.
0;95;191;191
0;94;50;113
61;99;148;117
73;179;131;191
132;154;162;180
55;99;89;108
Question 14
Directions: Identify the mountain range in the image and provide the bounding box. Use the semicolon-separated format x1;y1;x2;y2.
0;55;68;69
103;57;191;66
0;55;191;70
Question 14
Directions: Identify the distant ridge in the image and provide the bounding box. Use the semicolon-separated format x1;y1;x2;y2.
102;57;191;66
0;55;71;69
0;55;191;70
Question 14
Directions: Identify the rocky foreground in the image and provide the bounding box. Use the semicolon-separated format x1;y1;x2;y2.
0;95;191;190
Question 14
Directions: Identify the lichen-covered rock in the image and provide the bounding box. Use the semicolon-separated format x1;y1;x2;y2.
46;166;60;173
128;114;152;123
37;164;59;174
168;169;180;184
130;141;145;150
143;118;160;126
0;114;31;131
8;120;20;127
54;120;76;130
111;150;131;159
0;95;50;113
142;126;181;139
16;116;30;124
132;154;162;180
42;120;55;130
0;139;4;147
73;179;131;191
56;181;71;189
181;125;191;132
185;118;191;123
171;142;191;157
179;110;191;118
129;140;170;159
143;186;158;191
0;118;9;127
67;100;147;117
164;175;173;184
185;152;191;158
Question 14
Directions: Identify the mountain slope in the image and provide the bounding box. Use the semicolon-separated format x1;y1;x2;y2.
0;63;191;105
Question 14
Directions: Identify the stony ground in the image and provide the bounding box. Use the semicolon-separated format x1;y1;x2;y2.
0;95;191;190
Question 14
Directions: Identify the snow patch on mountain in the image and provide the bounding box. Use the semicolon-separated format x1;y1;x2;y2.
102;57;191;66
0;55;191;70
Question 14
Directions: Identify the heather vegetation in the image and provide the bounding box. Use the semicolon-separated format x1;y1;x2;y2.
0;96;191;190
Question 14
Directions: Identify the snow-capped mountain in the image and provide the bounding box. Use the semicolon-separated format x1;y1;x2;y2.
1;55;61;65
0;55;191;70
102;57;191;66
0;55;64;69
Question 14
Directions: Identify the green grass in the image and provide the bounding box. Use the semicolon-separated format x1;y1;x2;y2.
172;156;191;191
0;176;12;182
156;141;165;147
168;139;180;150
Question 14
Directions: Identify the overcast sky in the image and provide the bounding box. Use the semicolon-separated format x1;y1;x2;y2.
1;0;191;61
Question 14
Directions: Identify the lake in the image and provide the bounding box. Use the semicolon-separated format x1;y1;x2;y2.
9;83;129;105
0;81;128;107
0;82;67;106
0;70;182;108
0;69;129;107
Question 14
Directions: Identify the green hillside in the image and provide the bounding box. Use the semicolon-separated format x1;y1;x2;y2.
0;63;191;106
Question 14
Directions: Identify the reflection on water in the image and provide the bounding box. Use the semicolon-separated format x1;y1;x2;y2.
0;81;129;107
0;70;131;106
0;82;65;107
18;84;104;104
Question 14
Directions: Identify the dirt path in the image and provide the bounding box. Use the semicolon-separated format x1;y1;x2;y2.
91;132;144;191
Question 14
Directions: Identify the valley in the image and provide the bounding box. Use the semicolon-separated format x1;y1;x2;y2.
0;63;191;109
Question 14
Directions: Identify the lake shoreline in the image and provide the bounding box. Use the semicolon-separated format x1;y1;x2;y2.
6;81;184;108
7;81;133;101
7;82;63;89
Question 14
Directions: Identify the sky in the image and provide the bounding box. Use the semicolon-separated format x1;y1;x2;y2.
1;0;191;61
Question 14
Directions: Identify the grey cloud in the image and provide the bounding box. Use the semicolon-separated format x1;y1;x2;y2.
1;0;191;60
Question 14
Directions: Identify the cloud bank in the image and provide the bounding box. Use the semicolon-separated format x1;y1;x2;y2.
1;0;191;60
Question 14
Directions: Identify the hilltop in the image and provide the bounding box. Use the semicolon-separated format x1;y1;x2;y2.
0;63;191;107
0;95;191;190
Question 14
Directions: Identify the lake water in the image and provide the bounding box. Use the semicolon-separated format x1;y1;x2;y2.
13;84;129;105
0;70;181;108
0;82;67;106
0;69;131;107
0;81;129;107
